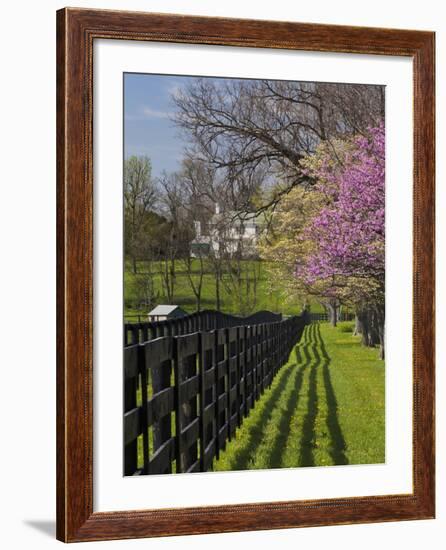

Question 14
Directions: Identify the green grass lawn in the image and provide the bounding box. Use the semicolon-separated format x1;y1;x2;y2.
213;322;385;471
124;259;325;318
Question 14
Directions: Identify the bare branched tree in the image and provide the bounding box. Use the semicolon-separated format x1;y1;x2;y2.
173;79;384;214
124;155;158;273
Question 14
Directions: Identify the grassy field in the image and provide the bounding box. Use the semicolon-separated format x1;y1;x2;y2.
213;322;385;471
124;259;324;318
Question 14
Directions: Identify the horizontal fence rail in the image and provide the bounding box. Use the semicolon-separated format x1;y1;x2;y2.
124;309;283;346
124;312;309;476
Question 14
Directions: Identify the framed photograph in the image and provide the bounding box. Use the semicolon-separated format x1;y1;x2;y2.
56;7;435;542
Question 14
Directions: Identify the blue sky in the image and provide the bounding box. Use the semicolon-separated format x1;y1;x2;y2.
124;73;196;178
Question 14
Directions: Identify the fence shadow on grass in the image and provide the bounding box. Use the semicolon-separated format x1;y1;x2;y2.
223;360;297;471
299;324;319;467
317;323;348;465
262;334;314;469
263;362;308;469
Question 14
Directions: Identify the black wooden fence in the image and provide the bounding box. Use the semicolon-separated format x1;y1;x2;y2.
124;312;308;476
124;309;283;346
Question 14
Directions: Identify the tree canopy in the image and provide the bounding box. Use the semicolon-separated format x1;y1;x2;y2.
173;78;384;213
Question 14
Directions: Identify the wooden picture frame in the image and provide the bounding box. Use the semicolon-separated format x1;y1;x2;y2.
56;7;435;542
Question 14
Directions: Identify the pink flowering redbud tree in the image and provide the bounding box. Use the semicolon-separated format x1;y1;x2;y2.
296;124;385;358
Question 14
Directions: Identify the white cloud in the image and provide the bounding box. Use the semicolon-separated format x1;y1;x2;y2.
124;106;173;122
124;114;141;122
166;83;182;98
142;106;171;119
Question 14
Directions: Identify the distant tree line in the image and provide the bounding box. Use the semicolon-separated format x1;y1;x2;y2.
124;155;264;315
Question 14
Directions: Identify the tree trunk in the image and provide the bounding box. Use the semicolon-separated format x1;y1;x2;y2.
356;306;385;358
169;258;176;303
374;305;385;360
327;302;338;327
353;313;362;336
356;309;370;346
370;310;381;347
379;336;385;360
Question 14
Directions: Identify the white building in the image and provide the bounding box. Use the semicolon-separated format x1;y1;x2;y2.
190;203;265;258
147;305;187;322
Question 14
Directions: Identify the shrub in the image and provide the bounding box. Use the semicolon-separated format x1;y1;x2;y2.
338;321;355;333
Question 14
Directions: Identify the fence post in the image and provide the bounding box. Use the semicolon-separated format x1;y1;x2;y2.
173;334;199;473
173;338;181;472
246;326;253;414
139;345;149;475
199;331;217;472
266;324;272;387
259;324;265;395
215;329;228;453
123;345;140;475
151;344;173;474
130;324;139;345
226;327;238;440
214;330;220;460
140;323;148;343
